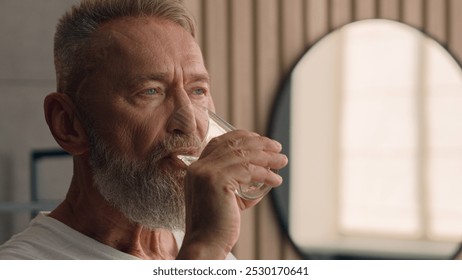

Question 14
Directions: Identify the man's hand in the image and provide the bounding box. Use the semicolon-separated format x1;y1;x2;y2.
177;130;288;259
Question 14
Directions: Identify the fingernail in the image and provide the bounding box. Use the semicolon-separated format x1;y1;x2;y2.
273;140;282;149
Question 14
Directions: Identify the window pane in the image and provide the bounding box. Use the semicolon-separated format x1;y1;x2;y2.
340;157;419;236
339;22;419;238
426;42;462;241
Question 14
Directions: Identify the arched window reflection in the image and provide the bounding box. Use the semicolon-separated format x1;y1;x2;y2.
338;22;462;241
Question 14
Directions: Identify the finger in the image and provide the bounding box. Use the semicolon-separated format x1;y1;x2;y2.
219;161;283;188
246;150;288;171
246;165;283;187
227;132;282;153
200;147;287;175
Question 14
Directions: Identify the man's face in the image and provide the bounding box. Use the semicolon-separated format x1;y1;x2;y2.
78;17;213;230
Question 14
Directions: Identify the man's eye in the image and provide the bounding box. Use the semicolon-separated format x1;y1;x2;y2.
143;88;160;95
192;88;207;95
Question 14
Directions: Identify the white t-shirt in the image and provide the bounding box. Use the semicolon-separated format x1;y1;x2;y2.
0;213;235;260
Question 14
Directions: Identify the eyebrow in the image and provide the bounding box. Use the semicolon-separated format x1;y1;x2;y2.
128;72;210;87
188;73;211;83
131;73;168;84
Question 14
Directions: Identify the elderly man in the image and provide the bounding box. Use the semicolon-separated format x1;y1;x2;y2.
0;0;287;259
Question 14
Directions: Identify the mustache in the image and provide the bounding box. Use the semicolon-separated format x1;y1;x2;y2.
88;129;203;170
149;133;203;161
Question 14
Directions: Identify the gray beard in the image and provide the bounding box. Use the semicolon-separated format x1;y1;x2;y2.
87;130;201;231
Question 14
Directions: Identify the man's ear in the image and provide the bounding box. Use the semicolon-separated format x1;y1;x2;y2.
44;92;89;155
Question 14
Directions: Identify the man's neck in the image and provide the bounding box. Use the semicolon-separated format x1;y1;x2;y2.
49;172;179;259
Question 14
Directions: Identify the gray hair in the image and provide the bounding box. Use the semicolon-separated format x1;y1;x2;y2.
54;0;196;99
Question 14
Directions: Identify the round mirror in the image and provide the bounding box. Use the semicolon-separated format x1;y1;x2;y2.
269;19;462;259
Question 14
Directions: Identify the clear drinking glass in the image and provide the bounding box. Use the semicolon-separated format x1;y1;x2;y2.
177;107;273;200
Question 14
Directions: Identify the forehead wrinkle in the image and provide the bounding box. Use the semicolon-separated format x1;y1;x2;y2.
91;16;198;64
90;29;171;92
92;19;165;59
93;29;152;61
100;18;188;57
87;18;206;93
96;17;159;44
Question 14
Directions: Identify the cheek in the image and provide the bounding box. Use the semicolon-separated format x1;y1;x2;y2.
86;95;169;158
130;119;165;151
90;108;162;156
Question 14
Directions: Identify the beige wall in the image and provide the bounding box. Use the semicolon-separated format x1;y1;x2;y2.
0;0;80;242
181;0;462;259
1;0;461;259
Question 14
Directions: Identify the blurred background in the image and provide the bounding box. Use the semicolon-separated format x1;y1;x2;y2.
1;0;462;260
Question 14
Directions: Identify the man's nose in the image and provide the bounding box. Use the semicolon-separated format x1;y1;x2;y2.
167;104;197;135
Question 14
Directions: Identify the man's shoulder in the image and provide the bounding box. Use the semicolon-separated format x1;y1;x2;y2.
0;213;89;259
0;213;139;260
0;213;59;259
0;242;41;260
